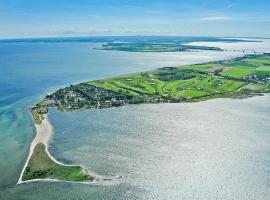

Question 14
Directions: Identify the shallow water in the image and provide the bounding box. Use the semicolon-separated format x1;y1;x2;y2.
189;39;270;53
50;95;270;200
1;95;270;200
0;39;270;199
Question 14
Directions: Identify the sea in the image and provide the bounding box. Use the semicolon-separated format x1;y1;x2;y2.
0;37;269;200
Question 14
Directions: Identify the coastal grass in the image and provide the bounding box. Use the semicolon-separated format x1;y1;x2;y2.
87;54;270;99
22;143;94;182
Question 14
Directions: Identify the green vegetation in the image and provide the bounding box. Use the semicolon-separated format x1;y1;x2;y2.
22;143;94;182
31;109;44;125
88;70;247;100
32;54;270;120
220;67;256;78
31;101;48;125
86;54;270;100
96;42;222;52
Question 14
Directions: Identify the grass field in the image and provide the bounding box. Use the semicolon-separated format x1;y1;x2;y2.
22;143;94;182
87;54;270;100
220;67;256;78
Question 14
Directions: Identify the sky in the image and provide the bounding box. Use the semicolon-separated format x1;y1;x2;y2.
0;0;270;39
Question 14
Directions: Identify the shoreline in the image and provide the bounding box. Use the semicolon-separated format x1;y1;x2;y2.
17;114;120;185
17;115;53;184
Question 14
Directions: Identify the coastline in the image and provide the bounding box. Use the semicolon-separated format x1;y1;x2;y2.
17;114;120;185
17;115;53;184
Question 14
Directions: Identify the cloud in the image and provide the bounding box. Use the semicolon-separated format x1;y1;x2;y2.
201;16;232;21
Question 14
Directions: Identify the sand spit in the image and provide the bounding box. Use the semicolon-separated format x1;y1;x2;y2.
17;114;120;185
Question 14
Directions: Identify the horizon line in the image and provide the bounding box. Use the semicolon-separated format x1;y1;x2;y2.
0;35;269;41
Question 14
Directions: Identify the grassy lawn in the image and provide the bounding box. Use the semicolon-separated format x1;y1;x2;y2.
220;67;256;78
253;66;270;78
181;63;223;71
22;143;94;182
86;55;270;101
241;83;270;92
256;66;270;71
88;69;248;100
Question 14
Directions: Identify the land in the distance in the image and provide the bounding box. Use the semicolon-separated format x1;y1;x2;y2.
0;36;254;44
26;53;270;183
95;42;223;52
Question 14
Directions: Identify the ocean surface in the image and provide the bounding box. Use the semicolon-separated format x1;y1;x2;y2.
0;38;269;199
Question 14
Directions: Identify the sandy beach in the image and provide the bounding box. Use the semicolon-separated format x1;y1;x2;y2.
17;115;53;184
17;114;120;185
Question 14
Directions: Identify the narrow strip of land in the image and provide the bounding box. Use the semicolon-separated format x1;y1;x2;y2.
18;115;53;184
18;115;119;185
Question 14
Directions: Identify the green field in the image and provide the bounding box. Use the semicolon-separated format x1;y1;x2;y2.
88;72;246;99
87;54;270;100
220;67;256;78
22;143;94;182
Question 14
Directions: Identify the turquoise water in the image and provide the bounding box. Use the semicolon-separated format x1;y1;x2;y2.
0;40;269;199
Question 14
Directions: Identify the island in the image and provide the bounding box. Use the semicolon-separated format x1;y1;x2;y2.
95;42;223;52
22;54;270;184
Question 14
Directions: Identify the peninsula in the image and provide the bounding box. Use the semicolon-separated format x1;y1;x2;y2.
23;54;270;183
18;115;96;184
